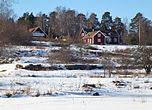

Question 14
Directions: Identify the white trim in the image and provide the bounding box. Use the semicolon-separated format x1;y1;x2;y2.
98;39;101;43
92;31;106;39
92;37;94;44
92;31;106;44
33;27;48;38
98;33;101;37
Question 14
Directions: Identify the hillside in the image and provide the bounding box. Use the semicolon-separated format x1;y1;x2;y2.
0;40;152;110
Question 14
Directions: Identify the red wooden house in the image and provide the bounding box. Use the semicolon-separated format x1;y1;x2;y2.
82;31;106;45
80;28;120;45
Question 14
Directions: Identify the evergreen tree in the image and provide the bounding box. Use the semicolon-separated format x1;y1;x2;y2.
18;12;29;25
27;13;35;29
100;12;113;30
77;13;87;29
129;13;143;45
112;17;124;35
36;12;48;32
129;13;143;34
18;12;35;29
87;13;100;29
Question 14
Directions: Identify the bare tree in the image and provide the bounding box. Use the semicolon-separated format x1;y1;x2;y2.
0;0;14;19
0;0;31;46
140;18;152;45
134;46;152;75
101;51;115;77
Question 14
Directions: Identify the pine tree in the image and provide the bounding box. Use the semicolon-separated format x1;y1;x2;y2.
100;12;113;30
112;17;124;35
129;13;143;45
18;12;35;29
27;13;35;29
77;13;87;29
87;13;100;29
129;13;143;34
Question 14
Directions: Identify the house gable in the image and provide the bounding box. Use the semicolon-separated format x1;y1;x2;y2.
93;31;105;45
29;27;48;38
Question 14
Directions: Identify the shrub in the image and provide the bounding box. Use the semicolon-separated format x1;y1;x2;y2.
35;90;41;97
4;92;12;98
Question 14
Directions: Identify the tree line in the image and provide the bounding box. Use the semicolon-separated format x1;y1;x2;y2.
17;7;124;41
18;6;152;45
0;1;152;46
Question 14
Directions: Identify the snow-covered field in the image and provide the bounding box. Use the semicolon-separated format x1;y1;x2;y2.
0;41;152;110
0;97;152;110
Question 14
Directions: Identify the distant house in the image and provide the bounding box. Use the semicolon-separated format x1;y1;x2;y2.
80;28;120;45
29;27;48;38
82;30;105;45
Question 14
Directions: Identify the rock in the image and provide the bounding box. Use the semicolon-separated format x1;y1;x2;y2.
133;85;140;89
82;84;96;88
16;64;23;69
92;92;100;96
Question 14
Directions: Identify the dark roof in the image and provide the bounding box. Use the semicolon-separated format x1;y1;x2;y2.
29;27;48;37
83;31;105;39
82;28;99;33
83;28;93;33
101;30;119;37
81;28;119;37
29;27;39;32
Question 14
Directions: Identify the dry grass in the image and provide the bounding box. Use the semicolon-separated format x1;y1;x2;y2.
89;75;105;78
133;85;140;89
35;37;51;42
0;70;6;72
112;71;145;75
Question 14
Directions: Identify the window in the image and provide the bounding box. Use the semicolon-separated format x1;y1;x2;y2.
98;39;101;42
82;33;85;36
114;38;117;43
106;37;111;44
108;33;111;35
89;39;92;43
98;33;101;37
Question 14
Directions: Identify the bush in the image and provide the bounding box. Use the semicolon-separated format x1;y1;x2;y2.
4;92;12;98
0;19;32;46
49;47;79;64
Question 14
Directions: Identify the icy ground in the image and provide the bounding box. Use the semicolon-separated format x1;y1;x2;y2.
0;41;152;110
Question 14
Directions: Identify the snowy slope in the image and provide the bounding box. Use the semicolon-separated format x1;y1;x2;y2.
0;41;152;110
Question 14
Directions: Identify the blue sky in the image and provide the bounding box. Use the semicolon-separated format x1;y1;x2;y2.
13;0;152;22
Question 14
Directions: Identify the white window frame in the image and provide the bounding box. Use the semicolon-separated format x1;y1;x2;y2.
89;39;92;43
108;33;111;35
82;33;85;36
98;39;101;42
98;33;101;37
